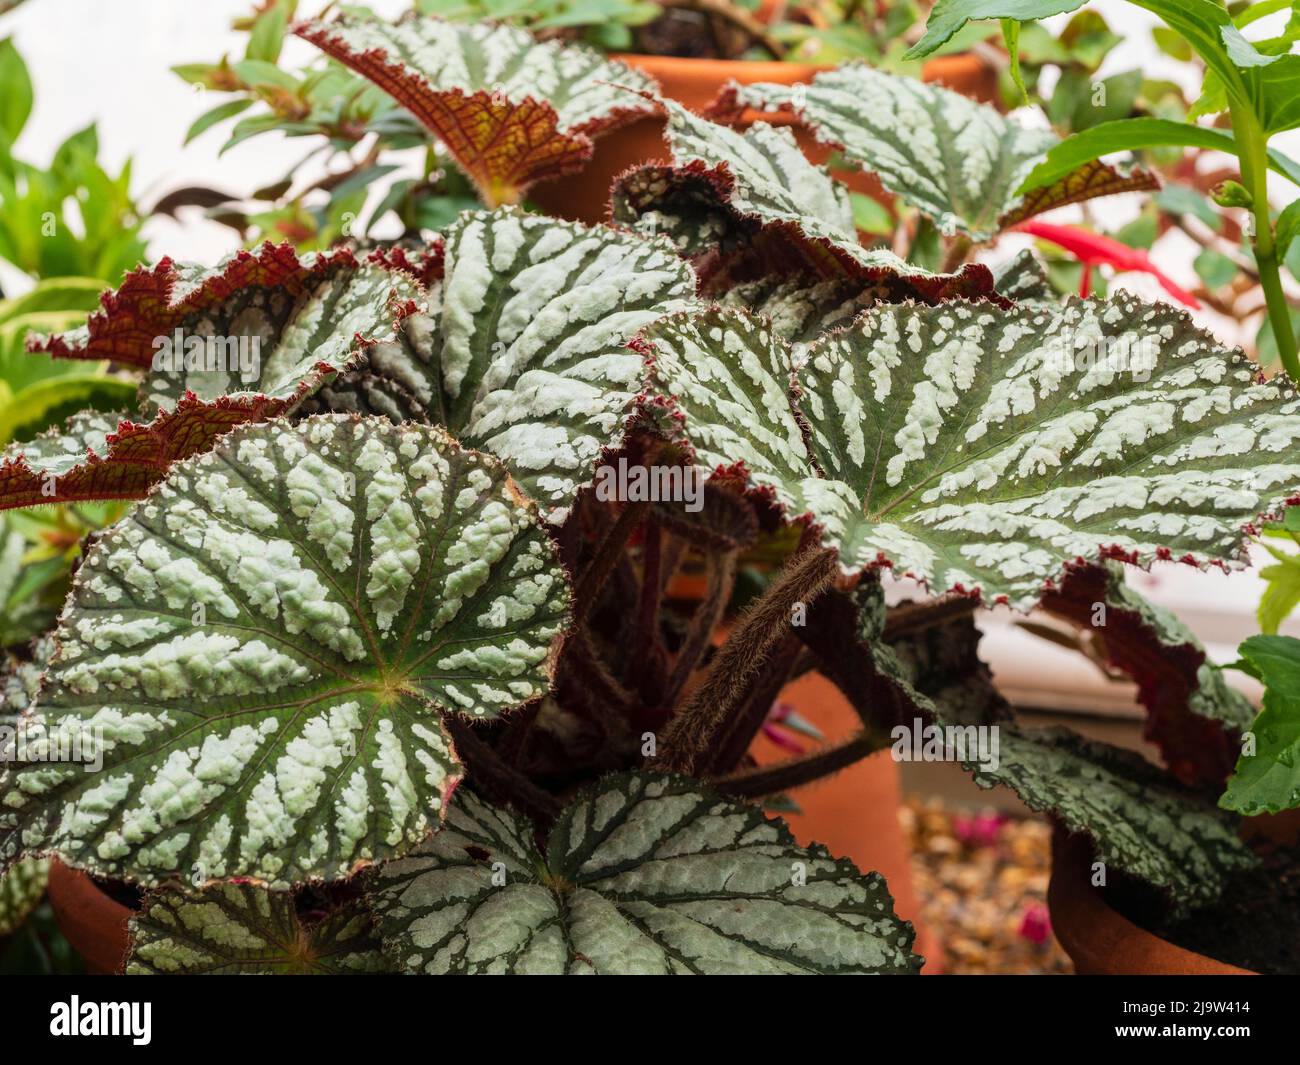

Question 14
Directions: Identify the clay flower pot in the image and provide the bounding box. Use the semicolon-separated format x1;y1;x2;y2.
751;668;944;973
1047;828;1253;975
531;51;999;225
46;859;131;975
1051;812;1300;975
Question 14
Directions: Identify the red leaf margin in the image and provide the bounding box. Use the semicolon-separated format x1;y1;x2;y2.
30;243;368;368
613;156;1000;304
0;386;335;512
1039;563;1249;788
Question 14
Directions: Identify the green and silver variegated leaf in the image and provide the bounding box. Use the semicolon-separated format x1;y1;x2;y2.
311;209;697;520
801;579;1253;911
718;275;891;347
370;772;921;974
798;296;1300;606
612;99;996;301
992;249;1056;304
0;414;570;887
296;15;658;205
0;856;48;937
126;882;389;974
968;726;1254;910
1041;562;1253;787
139;261;417;417
639;309;823;518
615;97;859;255
716;65;1154;242
643;296;1300;608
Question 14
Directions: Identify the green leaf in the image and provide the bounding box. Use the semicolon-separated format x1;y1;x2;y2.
0;38;32;142
0;857;48;937
904;0;1085;60
1002;19;1026;102
641;296;1300;608
245;1;291;64
1257;539;1300;634
368;772;922;974
126;882;389;974
184;99;254;146
1221;634;1300;814
0;373;138;447
0;414;571;887
1194;249;1238;289
971;726;1254;910
295;14;659;204
308;208;696;520
1017;116;1300;193
720;67;1152;242
1276;196;1300;261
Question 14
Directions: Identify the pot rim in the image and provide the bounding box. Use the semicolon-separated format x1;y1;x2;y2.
1047;826;1254;976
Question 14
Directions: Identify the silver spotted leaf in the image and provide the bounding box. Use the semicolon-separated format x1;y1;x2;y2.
798;296;1300;606
369;772;921;974
5;247;420;513
992;249;1056;304
137;260;417;417
126;882;389;974
0;414;570;887
967;726;1255;911
313;209;697;521
642;297;1300;608
0;856;48;937
718;275;891;347
296;14;658;205
716;66;1154;242
612;99;996;302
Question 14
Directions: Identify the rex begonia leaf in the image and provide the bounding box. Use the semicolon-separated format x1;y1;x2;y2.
970;726;1254;910
1220;634;1300;816
639;296;1300;609
611;98;996;303
0;856;48;937
308;208;697;520
712;65;1155;242
295;14;658;206
368;772;920;975
991;249;1055;304
32;243;410;376
802;579;1254;911
126;882;389;974
3;246;419;512
1041;562;1253;787
0;414;570;887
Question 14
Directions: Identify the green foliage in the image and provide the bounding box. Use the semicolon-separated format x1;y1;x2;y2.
368;773;922;974
1221;634;1300;814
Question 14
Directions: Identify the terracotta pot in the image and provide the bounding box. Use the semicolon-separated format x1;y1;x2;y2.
1051;813;1300;975
750;668;944;973
531;51;999;225
46;859;131;975
1049;829;1253;975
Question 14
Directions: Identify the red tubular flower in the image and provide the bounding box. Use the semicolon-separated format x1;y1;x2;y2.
1013;219;1201;309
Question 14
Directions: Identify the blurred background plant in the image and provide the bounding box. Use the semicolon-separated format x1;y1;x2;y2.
0;9;143;674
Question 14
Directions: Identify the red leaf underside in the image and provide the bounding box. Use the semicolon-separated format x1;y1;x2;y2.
32;244;360;368
0;391;314;511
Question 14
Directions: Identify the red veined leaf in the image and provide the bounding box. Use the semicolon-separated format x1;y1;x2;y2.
295;14;658;206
